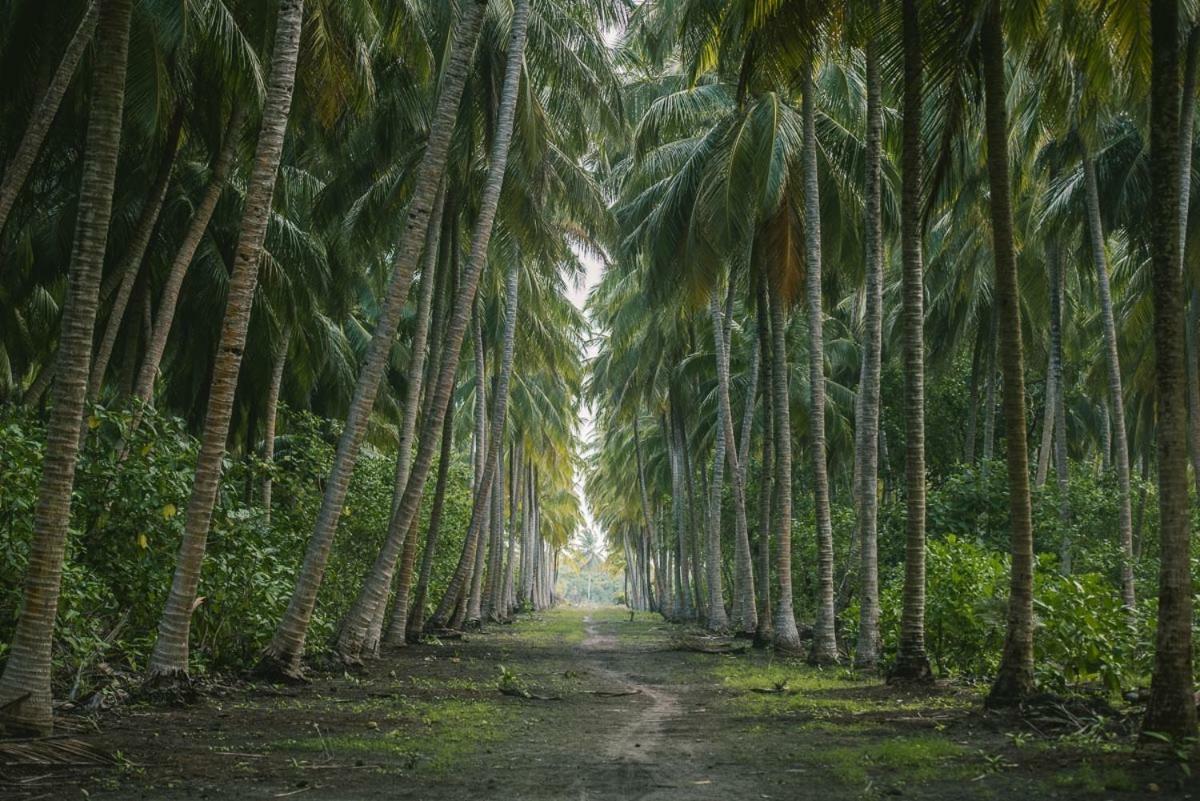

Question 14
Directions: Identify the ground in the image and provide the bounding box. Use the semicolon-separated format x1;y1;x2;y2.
2;606;1195;800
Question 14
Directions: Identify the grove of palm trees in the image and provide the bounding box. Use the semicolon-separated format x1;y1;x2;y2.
1;0;1199;798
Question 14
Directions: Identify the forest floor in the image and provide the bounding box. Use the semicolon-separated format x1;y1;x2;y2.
4;606;1196;800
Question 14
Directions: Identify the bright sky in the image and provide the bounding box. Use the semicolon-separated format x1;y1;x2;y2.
568;248;605;554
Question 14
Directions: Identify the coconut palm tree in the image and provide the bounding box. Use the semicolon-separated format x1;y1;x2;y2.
146;0;306;682
0;0;134;734
1144;0;1198;741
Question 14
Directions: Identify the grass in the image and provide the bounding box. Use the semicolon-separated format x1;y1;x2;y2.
275;698;514;774
820;736;974;786
1052;761;1137;793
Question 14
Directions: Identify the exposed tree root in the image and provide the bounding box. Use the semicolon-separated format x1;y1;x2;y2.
253;654;309;686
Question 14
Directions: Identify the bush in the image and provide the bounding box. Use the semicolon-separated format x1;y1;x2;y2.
0;403;472;689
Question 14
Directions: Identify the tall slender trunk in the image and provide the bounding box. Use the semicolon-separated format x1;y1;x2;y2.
1145;0;1198;740
134;104;247;404
321;0;527;663
260;327;291;526
801;59;838;665
426;262;519;633
392;398;454;645
981;0;1036;707
401;214;458;639
768;288;801;650
982;313;998;462
964;327;982;464
1034;355;1055;487
361;186;446;654
484;453;505;620
704;290;731;631
87;108;185;401
668;406;693;618
0;0;131;734
1048;242;1071;572
0;1;99;247
500;447;519;618
854;27;884;672
732;330;760;635
894;0;931;680
1080;140;1135;607
146;0;304;682
754;288;774;646
460;303;491;625
260;1;489;676
1178;26;1200;495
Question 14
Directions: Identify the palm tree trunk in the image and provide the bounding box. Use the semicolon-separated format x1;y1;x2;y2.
500;448;519;618
982;314;998;463
260;327;290;526
854;27;884;672
1080;143;1135;608
260;1;489;677
768;288;801;650
321;0;527;663
981;0;1036;707
755;289;774;647
0;1;99;247
893;0;931;680
146;0;304;682
704;290;731;631
426;254;519;633
87;107;185;402
964;328;982;464
1034;362;1055;488
1145;0;1198;740
1048;242;1071;573
0;0;131;734
360;186;446;655
134;104;247;405
732;331;760;635
484;453;506;620
1178;26;1200;496
801;58;838;665
392;398;454;645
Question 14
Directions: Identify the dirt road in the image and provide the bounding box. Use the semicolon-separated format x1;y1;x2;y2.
4;607;1189;800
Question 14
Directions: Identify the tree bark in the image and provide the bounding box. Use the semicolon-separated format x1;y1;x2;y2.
134;104;247;405
1145;0;1198;740
0;1;99;247
801;58;838;665
1048;241;1071;573
754;288;774;647
87;107;184;403
854;27;884;672
0;0;132;735
704;290;731;631
360;185;446;655
260;327;291;526
981;0;1036;707
893;0;931;681
320;0;526;663
146;0;304;681
1080;141;1135;607
260;1;488;676
768;288;801;650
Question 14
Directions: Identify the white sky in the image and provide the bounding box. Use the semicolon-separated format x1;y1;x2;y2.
568;248;605;553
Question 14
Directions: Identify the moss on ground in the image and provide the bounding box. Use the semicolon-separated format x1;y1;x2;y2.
275;698;513;774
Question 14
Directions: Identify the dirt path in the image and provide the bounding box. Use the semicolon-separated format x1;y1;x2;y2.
4;607;1190;800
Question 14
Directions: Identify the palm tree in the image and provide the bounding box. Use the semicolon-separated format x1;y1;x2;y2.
892;0;931;682
768;286;801;651
801;54;838;667
132;104;248;405
0;0;134;734
981;0;1036;708
0;1;99;248
146;0;306;682
1144;0;1198;741
259;1;490;678
853;20;884;672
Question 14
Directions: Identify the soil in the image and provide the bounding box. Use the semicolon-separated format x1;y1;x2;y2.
2;607;1195;800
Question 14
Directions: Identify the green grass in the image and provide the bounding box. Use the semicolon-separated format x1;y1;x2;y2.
1052;762;1137;793
274;698;514;774
820;736;974;786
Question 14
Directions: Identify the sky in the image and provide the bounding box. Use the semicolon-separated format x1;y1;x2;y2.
567;247;606;554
